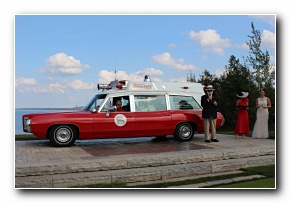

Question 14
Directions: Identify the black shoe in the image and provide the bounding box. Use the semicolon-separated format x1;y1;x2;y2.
211;139;219;142
205;140;211;143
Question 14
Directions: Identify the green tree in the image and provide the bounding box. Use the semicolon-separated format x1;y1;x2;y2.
197;70;218;87
187;22;275;131
246;22;275;89
187;71;196;83
246;22;275;130
218;55;256;130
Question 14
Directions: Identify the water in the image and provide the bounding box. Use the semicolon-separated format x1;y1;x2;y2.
15;109;71;135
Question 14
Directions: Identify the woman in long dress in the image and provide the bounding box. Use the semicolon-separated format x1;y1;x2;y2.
234;92;250;139
252;89;272;139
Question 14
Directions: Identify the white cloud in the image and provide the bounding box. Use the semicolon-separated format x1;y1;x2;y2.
98;68;164;84
151;77;163;82
169;77;187;82
136;68;164;76
98;70;144;83
15;77;36;87
235;42;249;50
16;77;97;93
46;82;65;93
168;43;177;49
189;29;231;55
201;55;208;60
39;52;90;75
262;30;275;49
235;30;274;51
215;68;225;77
16;81;66;94
152;52;200;71
67;79;96;90
250;15;275;28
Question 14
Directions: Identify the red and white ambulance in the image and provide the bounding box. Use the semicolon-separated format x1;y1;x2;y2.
22;76;225;147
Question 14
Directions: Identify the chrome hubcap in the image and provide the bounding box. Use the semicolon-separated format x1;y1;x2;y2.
56;128;71;143
180;125;191;138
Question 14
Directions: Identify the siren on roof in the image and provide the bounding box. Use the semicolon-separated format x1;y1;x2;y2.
97;80;128;91
115;80;128;90
97;84;111;90
144;75;151;82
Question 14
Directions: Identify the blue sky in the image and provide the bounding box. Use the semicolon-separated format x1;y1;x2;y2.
15;14;275;108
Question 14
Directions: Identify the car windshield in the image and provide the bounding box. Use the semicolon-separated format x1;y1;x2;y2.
82;94;107;111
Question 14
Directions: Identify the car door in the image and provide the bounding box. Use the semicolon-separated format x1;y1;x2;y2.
133;94;173;136
169;94;203;132
92;95;135;138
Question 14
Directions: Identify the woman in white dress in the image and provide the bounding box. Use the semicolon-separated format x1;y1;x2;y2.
252;89;271;139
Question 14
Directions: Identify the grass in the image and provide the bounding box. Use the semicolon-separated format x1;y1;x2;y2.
70;165;275;188
212;178;275;188
204;164;275;188
15;134;42;141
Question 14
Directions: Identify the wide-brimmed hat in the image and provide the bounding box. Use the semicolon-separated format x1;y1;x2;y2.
237;92;249;98
204;85;215;91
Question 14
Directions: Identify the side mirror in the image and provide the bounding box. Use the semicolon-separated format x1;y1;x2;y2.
91;108;97;113
109;106;117;111
106;106;117;117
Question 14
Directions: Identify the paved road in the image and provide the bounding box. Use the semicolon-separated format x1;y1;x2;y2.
15;134;275;188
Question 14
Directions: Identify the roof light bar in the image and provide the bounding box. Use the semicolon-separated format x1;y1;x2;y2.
97;84;111;90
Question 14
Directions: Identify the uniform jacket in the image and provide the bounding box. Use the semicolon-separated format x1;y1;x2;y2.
201;94;218;119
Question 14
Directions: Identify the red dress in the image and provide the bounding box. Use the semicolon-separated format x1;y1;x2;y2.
234;98;249;134
117;107;125;112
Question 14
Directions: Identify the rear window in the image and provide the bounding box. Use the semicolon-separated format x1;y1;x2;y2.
169;95;201;110
134;95;167;112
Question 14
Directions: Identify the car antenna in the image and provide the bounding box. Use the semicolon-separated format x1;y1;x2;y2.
114;57;117;81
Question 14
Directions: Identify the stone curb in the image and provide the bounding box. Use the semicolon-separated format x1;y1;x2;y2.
15;155;274;188
126;170;244;186
15;146;275;177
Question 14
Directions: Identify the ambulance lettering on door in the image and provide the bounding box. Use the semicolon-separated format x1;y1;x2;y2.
114;114;127;126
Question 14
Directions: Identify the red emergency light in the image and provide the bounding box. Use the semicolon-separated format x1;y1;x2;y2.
119;80;126;85
115;80;128;89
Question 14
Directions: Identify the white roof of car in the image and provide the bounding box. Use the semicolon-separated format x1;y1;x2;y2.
98;79;204;104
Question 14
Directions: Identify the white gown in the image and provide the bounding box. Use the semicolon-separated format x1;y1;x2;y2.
252;97;269;139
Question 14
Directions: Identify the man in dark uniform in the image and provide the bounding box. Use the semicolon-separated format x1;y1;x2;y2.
201;85;219;143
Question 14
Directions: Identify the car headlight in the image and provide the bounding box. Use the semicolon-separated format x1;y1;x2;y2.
23;117;31;132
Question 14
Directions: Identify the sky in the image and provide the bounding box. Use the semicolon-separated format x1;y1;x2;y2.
15;14;275;108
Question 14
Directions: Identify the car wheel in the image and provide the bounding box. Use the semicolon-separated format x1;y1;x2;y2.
49;125;77;147
174;123;194;141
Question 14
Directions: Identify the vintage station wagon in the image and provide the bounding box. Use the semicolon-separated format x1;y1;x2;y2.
23;77;225;147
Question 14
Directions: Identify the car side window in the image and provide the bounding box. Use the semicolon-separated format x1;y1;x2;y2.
100;96;131;112
134;95;167;112
169;95;201;110
100;98;112;112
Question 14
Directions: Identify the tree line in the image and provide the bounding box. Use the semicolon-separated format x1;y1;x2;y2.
187;22;275;131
